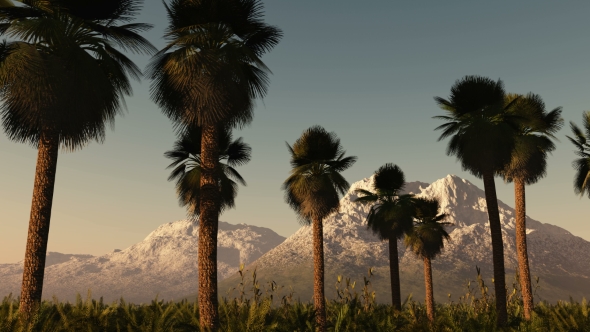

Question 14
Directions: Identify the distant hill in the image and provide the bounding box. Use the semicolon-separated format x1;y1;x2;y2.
219;175;590;304
0;221;285;303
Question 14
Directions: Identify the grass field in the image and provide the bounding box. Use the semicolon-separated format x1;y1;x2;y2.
1;270;589;331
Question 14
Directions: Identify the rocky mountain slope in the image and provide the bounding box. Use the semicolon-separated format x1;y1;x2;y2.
220;175;590;304
3;175;588;304
0;221;285;303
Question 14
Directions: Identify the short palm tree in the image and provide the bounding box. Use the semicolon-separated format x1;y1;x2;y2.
147;0;281;328
501;93;562;320
164;126;251;217
404;197;451;323
354;163;414;310
567;111;590;197
433;75;520;326
0;0;154;319
282;126;356;332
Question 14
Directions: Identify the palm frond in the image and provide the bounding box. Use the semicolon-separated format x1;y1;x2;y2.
0;0;154;150
282;126;355;222
164;125;250;215
226;137;252;167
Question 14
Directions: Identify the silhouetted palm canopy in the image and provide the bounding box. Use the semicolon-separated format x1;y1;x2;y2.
433;76;520;176
0;0;155;148
567;111;590;197
434;75;522;326
164;126;251;216
502;93;563;184
283;125;357;224
147;0;282;130
404;197;451;259
354;163;414;239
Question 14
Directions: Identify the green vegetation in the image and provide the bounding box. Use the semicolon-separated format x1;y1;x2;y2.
353;163;414;310
2;273;590;332
164;126;252;217
434;76;522;326
500;93;563;320
0;0;580;329
147;0;282;328
405;197;452;323
567;111;590;197
282;125;357;331
0;0;155;319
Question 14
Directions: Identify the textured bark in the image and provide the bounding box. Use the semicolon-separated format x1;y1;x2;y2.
514;178;534;320
19;129;59;321
388;235;402;310
312;217;327;332
198;124;220;331
482;171;507;326
423;256;435;323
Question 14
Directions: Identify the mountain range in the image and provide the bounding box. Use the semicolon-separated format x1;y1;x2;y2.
220;175;590;304
1;174;589;304
0;221;284;303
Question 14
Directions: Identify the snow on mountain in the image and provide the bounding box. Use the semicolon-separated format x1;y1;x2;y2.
0;220;285;303
3;175;589;304
226;175;590;303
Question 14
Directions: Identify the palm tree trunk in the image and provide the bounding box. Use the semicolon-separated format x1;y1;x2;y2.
312;217;327;332
19;129;59;321
198;124;220;331
388;235;402;310
482;171;508;326
514;177;533;320
423;256;434;323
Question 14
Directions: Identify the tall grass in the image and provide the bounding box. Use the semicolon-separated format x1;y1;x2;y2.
1;269;589;331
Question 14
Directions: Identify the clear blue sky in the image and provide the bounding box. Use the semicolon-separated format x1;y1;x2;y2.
2;1;589;263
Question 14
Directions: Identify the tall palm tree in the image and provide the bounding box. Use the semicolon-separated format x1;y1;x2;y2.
147;0;281;329
0;0;154;320
354;163;414;311
567;111;590;197
164;125;251;217
433;75;520;326
501;93;562;320
282;126;356;332
404;197;451;324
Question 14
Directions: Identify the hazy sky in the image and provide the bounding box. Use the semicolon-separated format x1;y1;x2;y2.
2;1;590;263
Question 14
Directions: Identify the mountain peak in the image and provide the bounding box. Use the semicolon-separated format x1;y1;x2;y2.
3;175;589;304
0;220;285;303
234;174;590;304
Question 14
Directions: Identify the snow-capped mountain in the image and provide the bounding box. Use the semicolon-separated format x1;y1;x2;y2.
220;175;590;303
0;221;285;303
2;175;588;304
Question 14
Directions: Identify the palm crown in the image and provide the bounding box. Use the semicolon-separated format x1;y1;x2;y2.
354;163;415;240
283;125;357;224
0;0;155;149
404;197;451;259
164;126;251;217
433;76;521;177
147;0;282;130
502;93;563;184
567;111;590;197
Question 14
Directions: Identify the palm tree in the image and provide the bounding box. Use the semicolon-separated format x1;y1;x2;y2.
0;0;154;320
164;125;251;217
282;126;356;332
353;163;414;311
501;93;562;320
147;0;281;328
404;197;451;324
567;111;590;197
433;75;520;326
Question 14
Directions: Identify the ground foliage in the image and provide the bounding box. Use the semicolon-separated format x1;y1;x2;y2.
1;269;589;331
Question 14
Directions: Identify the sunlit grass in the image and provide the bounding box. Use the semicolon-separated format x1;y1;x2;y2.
1;269;589;331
